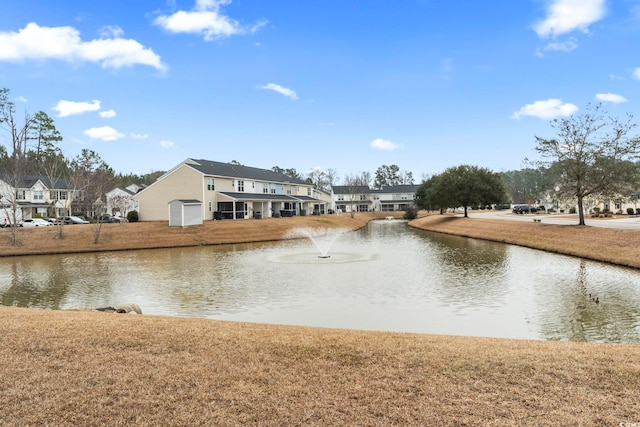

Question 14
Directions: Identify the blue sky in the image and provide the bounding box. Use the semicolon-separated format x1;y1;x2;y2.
1;0;639;181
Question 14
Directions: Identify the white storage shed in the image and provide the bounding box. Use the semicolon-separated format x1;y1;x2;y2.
168;199;203;227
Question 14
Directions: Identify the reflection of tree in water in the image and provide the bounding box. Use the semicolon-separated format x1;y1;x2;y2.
1;259;71;309
0;254;116;310
537;260;640;343
424;232;509;307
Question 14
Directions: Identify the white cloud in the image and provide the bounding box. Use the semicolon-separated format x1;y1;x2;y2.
511;99;579;119
370;138;402;151
83;126;125;141
595;93;627;103
543;37;579;52
534;0;606;38
52;99;101;117
98;25;124;38
633;68;640;80
131;133;149;139
0;22;165;70
159;140;174;148
259;83;297;100
155;0;267;41
15;96;28;103
99;109;117;118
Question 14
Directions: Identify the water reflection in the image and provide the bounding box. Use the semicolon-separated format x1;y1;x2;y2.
1;220;639;343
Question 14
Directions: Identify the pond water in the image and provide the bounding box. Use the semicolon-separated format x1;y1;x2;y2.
1;220;640;343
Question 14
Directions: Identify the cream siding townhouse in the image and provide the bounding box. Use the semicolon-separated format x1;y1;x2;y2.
132;158;326;221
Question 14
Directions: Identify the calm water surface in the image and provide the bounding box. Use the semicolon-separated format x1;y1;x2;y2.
2;220;640;343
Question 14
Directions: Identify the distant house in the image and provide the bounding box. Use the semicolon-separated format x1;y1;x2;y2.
331;184;418;212
132;158;327;221
371;185;419;212
105;184;145;217
0;175;77;220
332;185;372;213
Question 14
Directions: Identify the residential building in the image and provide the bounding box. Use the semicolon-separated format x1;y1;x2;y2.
0;175;77;220
132;158;327;221
105;184;145;217
331;184;418;213
332;185;372;213
371;185;419;212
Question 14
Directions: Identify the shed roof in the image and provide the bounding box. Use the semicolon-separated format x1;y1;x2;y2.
168;199;202;205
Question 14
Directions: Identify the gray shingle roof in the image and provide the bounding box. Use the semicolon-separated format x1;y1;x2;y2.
0;175;70;189
186;159;309;185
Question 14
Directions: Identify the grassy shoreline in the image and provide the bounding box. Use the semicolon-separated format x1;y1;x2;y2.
2;212;640;425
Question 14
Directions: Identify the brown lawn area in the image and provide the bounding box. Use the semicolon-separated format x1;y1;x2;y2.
2;212;640;425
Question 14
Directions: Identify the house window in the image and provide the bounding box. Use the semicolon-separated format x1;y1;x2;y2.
286;187;291;195
50;191;67;200
263;184;268;194
207;178;215;191
359;194;366;201
373;194;379;200
208;201;212;212
338;195;344;201
16;190;26;200
270;184;276;194
307;188;311;196
401;194;408;200
34;190;44;201
237;180;244;192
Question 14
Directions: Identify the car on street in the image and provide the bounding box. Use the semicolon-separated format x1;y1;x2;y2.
512;205;538;214
22;218;53;227
63;216;90;224
99;215;125;223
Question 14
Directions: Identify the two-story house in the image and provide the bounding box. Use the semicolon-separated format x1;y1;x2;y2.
332;185;372;213
105;184;145;218
0;175;77;221
132;158;326;221
370;185;419;212
331;184;418;213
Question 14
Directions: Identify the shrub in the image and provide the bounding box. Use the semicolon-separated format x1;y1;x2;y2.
127;210;139;222
538;206;546;212
569;207;576;214
593;207;601;213
627;208;635;215
403;208;418;220
637;208;640;215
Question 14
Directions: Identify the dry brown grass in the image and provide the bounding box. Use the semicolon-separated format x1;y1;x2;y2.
0;212;397;257
2;306;640;426
3;212;640;425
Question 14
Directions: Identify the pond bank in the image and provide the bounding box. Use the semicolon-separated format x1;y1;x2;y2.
409;213;640;269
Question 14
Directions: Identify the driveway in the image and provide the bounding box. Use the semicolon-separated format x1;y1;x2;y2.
466;210;640;230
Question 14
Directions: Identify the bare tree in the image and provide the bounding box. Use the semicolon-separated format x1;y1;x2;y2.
343;172;370;218
534;104;640;225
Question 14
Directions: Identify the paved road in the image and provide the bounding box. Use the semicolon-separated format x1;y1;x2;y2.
466;210;640;230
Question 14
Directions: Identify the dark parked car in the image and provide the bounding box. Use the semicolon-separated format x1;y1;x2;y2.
63;215;90;224
512;205;538;214
99;215;124;223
